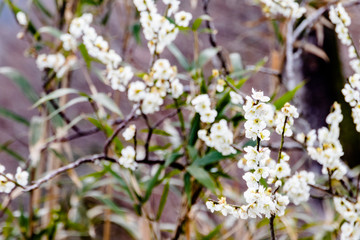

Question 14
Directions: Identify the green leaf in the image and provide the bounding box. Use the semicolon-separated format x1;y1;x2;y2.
186;165;217;193
187;145;198;162
192;151;231;167
195;47;220;69
229;53;243;72
33;88;79;108
33;0;53;18
184;172;192;205
203;224;222;240
149;143;172;152
131;22;142;44
36;26;62;39
0;141;26;162
215;90;230;119
91;93;123;117
191;15;211;31
188;113;200;146
273;81;306;110
98;197;126;215
167;44;190;71
143;166;163;203
29;116;45;146
0;107;29;126
0;67;38;103
46;97;88;120
156;180;170;220
79;43;92;69
164;152;183;167
141;128;172;137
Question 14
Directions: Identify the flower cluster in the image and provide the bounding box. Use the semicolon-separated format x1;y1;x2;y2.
134;0;192;55
296;129;316;147
329;3;351;47
307;102;347;180
118;146;138;170
259;0;306;19
329;3;360;74
283;170;315;205
243;89;273;141
273;102;299;137
198;119;236;156
342;74;360;132
36;53;77;78
127;59;183;114
334;197;360;240
68;13;132;92
191;94;217;123
0;165;28;193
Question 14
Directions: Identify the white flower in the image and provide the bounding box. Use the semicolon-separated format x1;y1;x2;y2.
16;11;28;26
141;92;164;114
118;146;137;170
251;88;270;102
170;79;183;98
128;81;146;102
0;174;15;193
230;91;244;104
122;124;136;141
174;11;192;27
200;109;217;123
60;33;77;51
15;167;28;186
109;66;134;92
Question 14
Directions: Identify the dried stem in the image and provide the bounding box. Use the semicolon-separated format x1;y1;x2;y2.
269;214;276;240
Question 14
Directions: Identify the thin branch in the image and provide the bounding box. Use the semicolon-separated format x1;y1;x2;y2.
309;183;357;204
277;116;288;163
269;214;276;240
202;0;229;74
23;154;117;192
103;107;138;155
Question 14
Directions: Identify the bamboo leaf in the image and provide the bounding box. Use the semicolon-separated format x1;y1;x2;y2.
167;44;190;71
0;141;26;162
33;88;79;107
46;97;88;120
156;180;170;220
188;113;200;146
36;26;62;39
195;47;220;69
274;81;306;110
187;165;217;193
0;67;38;103
91;93;123;117
0;107;29;126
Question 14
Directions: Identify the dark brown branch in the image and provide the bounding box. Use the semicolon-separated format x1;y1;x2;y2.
103;107;138;155
202;0;229;74
269;214;276;240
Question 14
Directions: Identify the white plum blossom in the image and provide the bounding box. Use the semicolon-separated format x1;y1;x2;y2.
192;94;217;124
334;197;360;240
108;66;134;92
283;171;314;205
197;119;236;156
259;0;306;19
60;33;77;51
118;146;138;170
329;3;352;46
230;91;244;105
174;11;192;27
243;89;273;141
122;124;136;141
16;11;28;26
15;167;29;186
128;81;147;102
307;102;347;180
141;92;164;114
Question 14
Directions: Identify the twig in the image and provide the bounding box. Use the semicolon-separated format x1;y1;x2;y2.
23;154;117;192
269;214;276;240
309;183;356;204
277;116;288;163
202;0;229;74
103;107;138;155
